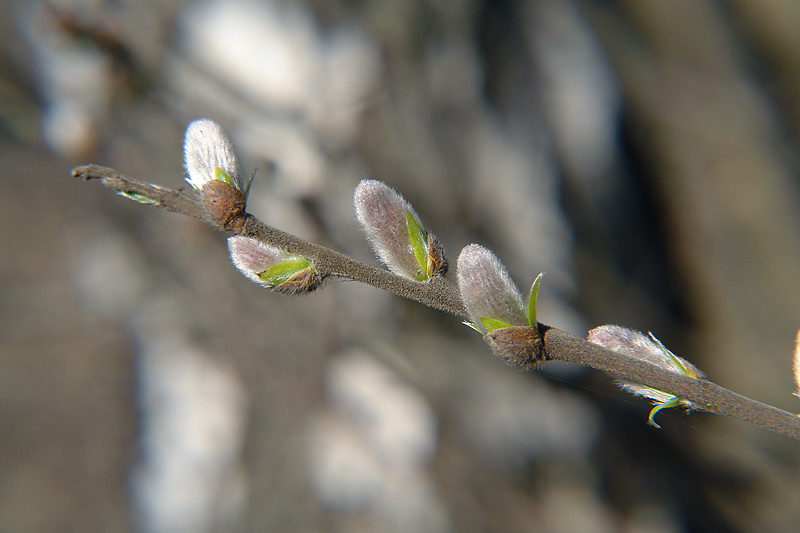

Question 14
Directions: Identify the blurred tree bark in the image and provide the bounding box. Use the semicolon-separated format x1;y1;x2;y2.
586;0;800;414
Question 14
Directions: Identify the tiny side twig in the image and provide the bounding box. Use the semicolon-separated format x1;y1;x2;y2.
73;164;800;440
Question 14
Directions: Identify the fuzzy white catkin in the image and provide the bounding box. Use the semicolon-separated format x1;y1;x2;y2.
456;244;527;333
354;180;425;280
227;236;287;287
588;325;703;403
184;118;243;191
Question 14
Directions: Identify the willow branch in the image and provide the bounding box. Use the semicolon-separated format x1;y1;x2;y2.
73;164;800;439
72;164;467;317
542;327;800;439
73;164;206;220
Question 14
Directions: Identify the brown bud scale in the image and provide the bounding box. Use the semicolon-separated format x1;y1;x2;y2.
201;180;246;231
274;267;323;295
426;233;448;278
485;325;544;371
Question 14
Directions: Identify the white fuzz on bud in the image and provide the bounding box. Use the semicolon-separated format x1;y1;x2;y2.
184;118;243;191
456;244;526;333
227;236;321;294
228;236;287;287
354;180;444;281
588;325;704;427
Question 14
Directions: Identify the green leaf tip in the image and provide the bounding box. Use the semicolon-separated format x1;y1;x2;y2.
647;397;684;428
647;332;703;379
117;190;159;205
527;273;543;327
259;259;313;285
588;326;705;428
406;210;428;281
214;167;236;187
479;317;512;332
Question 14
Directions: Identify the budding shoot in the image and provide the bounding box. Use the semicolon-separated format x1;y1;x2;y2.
183;118;243;191
354;180;446;281
228;236;321;294
588;325;705;428
456;244;526;334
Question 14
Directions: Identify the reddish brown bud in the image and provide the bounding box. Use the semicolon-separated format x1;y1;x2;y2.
457;244;526;332
201;180;246;231
485;325;544;371
184;118;243;191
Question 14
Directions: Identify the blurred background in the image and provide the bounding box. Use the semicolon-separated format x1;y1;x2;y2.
2;0;800;531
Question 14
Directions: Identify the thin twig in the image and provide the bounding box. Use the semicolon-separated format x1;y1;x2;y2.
72;164;468;318
73;164;800;439
543;328;800;438
238;217;468;317
72;164;206;220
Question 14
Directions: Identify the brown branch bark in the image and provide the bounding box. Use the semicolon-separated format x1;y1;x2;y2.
72;164;468;318
542;328;800;439
73;164;800;440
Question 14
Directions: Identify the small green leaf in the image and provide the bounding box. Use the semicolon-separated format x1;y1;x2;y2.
647;396;683;428
406;211;428;281
117;191;159;205
527;273;543;327
214;167;236;187
648;332;703;379
479;317;512;332
259;259;312;285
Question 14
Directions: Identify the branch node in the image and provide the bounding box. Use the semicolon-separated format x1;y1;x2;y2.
484;324;546;371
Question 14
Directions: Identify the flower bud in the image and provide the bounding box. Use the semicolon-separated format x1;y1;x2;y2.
588;325;704;427
485;325;544;371
184;118;243;191
456;244;526;333
227;236;321;294
183;119;248;230
354;180;446;281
